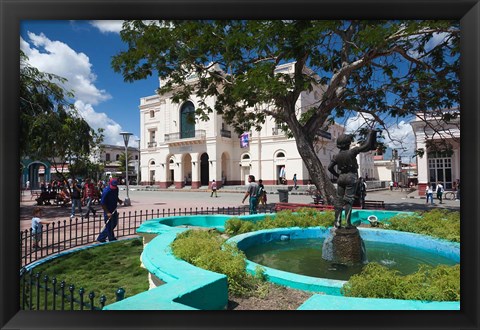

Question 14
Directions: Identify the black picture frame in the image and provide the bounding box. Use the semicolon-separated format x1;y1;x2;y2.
1;0;478;329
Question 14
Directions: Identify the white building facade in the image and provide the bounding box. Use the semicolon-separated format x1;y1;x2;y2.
93;144;140;183
410;111;460;194
138;63;345;188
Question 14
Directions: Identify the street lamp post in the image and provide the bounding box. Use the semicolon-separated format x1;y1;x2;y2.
136;139;140;186
120;132;133;206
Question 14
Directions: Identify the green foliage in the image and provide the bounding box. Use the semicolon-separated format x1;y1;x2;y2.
112;20;459;203
225;209;335;235
117;152;134;173
341;262;460;301
380;209;460;242
170;230;268;297
20;51;104;181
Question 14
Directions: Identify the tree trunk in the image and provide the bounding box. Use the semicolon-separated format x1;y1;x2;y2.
291;128;337;205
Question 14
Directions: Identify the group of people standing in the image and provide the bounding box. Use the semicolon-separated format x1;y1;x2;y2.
69;178;105;219
63;176;123;242
425;181;445;205
242;175;267;214
31;177;124;250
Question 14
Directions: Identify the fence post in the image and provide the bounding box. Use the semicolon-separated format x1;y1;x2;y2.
52;277;57;310
116;287;125;301
35;272;41;310
99;295;107;309
28;271;34;310
69;284;75;310
60;280;66;310
79;287;85;311
89;291;96;310
43;274;49;310
20;269;26;310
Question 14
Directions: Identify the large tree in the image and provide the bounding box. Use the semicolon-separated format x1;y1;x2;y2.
112;20;459;204
20;51;102;190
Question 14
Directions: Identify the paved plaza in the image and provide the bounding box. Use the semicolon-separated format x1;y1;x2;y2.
20;186;460;232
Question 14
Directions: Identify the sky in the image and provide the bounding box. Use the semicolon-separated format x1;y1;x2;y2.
20;20;159;147
20;20;416;160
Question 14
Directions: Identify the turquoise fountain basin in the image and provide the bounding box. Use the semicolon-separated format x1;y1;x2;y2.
105;211;459;310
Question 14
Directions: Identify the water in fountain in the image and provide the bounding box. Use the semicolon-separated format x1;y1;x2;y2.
244;237;458;281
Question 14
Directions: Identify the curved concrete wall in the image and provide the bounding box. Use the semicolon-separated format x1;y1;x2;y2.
227;227;460;310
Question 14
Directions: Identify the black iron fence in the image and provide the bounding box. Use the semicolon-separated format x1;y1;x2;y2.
19;205;276;310
20;206;276;267
20;268;125;310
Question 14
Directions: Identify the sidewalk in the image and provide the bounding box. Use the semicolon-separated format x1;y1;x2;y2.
20;186;460;231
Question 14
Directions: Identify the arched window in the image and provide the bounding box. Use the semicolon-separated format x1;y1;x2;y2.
276;152;285;158
180;101;195;138
242;154;250;160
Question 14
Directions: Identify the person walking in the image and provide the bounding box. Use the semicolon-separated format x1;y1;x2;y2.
257;179;267;206
436;181;444;204
70;178;83;218
83;178;97;218
242;175;259;214
210;179;218;197
96;178;123;243
425;183;434;205
96;180;105;203
31;207;48;250
293;174;298;190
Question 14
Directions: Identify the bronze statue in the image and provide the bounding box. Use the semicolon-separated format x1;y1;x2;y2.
328;129;377;228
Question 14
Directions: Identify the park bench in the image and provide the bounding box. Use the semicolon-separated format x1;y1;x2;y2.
35;191;58;205
306;186;324;205
361;200;385;209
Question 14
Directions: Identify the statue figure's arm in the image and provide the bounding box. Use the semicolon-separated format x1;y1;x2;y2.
328;156;339;178
351;129;377;155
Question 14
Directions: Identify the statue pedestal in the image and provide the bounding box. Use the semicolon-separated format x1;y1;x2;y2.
322;227;366;266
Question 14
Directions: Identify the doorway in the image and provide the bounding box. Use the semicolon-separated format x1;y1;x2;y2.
200;153;209;186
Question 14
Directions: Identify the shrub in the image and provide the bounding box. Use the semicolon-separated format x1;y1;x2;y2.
382;209;460;242
170;229;268;297
224;209;335;235
341;262;460;301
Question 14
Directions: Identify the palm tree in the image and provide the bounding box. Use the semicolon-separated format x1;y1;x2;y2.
117;152;133;175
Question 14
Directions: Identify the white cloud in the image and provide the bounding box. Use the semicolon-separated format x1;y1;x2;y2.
344;113;415;157
345;113;375;134
89;20;124;34
75;101;138;146
20;32;111;105
21;32;136;147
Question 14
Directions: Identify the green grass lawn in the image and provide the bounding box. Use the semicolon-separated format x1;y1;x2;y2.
24;238;149;309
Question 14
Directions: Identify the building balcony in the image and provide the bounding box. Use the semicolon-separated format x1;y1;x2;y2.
147;141;157;148
220;129;232;138
164;130;206;146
